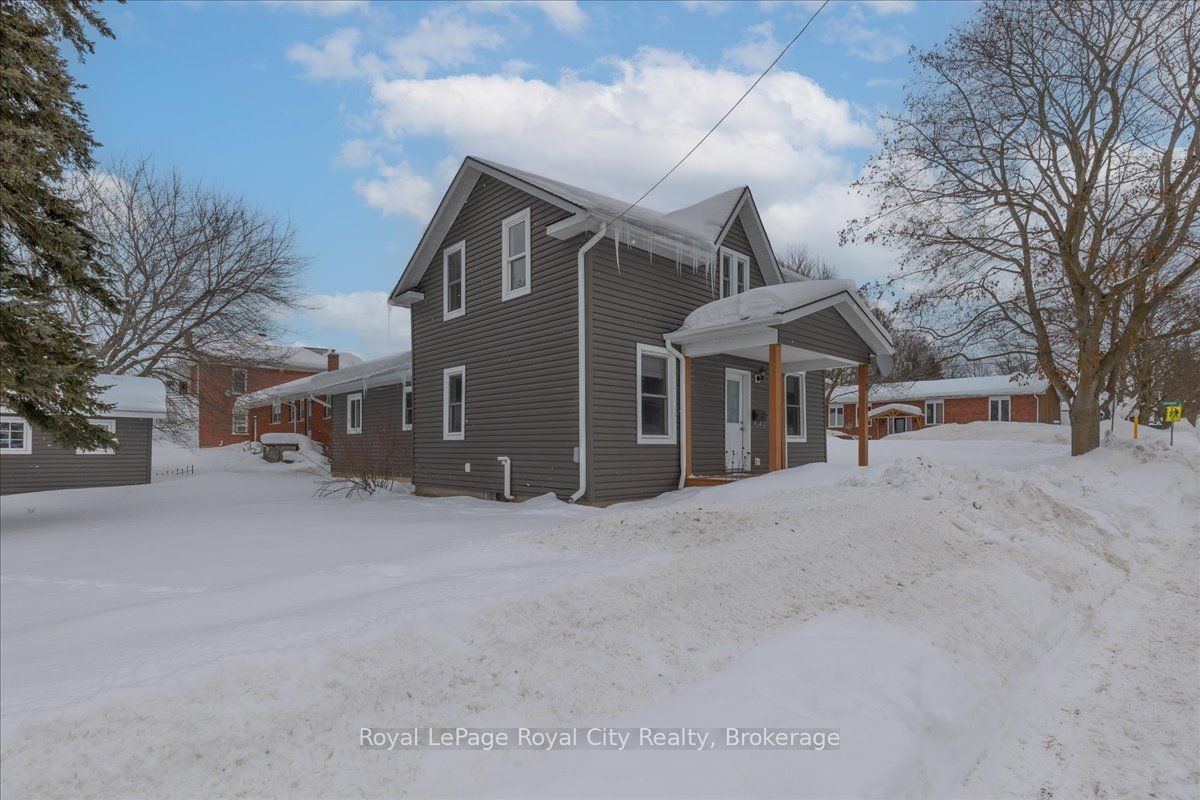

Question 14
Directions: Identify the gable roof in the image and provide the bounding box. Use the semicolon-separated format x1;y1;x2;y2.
388;156;783;306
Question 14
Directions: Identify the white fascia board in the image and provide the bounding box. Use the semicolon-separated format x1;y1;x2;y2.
777;292;895;355
720;190;783;285
675;328;780;358
392;290;424;308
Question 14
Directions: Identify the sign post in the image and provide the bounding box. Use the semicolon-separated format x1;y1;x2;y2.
1163;400;1183;446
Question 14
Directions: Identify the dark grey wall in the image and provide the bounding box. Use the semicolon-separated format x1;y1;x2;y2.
0;417;153;495
410;173;580;499
775;308;871;363
587;214;772;502
329;385;413;478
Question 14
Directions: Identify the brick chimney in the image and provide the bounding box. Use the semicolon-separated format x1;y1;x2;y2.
327;351;340;372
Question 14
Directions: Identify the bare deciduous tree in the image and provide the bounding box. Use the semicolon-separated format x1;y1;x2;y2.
778;244;838;280
844;0;1200;455
60;159;307;381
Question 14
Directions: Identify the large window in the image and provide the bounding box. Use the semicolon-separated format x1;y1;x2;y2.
77;419;117;455
785;373;807;441
347;393;363;434
989;396;1011;422
828;404;845;429
888;417;911;435
719;247;750;298
403;383;414;431
443;241;466;320
443;366;465;440
0;417;32;455
636;344;676;444
232;412;248;435
231;368;248;394
501;208;531;301
925;400;944;425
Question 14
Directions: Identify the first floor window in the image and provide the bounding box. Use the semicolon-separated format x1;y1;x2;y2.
77;419;117;454
443;367;465;440
989;397;1011;422
828;404;845;428
501;208;531;300
636;344;675;444
1;417;32;455
403;383;414;431
443;241;466;320
925;400;944;425
231;368;248;394
347;393;363;434
232;412;248;435
785;373;806;441
888;417;911;435
272;401;281;424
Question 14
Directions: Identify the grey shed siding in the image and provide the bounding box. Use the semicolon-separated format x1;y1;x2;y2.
0;417;153;495
587;214;770;502
329;386;413;478
410;174;581;499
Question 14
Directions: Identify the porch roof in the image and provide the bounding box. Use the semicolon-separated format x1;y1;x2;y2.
868;403;923;418
665;280;895;375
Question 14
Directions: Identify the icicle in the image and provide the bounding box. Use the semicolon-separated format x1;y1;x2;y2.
613;222;621;274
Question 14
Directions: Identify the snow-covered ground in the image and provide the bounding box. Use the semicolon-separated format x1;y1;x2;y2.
1;423;1196;798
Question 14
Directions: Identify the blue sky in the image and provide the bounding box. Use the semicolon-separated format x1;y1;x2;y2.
75;0;976;358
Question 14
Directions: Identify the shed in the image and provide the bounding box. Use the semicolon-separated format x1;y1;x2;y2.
1;375;168;495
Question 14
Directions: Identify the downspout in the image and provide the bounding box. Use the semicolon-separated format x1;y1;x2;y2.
496;456;514;500
663;336;688;490
569;223;609;504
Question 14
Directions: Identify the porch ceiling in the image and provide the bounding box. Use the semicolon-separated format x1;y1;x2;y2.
671;327;861;371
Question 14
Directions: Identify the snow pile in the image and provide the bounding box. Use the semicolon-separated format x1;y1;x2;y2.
677;279;857;332
1;429;1195;798
94;374;167;416
868;402;922;417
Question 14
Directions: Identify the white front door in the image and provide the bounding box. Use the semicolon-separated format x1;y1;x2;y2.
725;369;750;471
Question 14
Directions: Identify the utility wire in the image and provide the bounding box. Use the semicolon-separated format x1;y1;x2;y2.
605;0;831;229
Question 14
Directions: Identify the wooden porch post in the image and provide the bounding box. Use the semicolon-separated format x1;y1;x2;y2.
684;356;693;478
857;362;869;467
769;344;783;471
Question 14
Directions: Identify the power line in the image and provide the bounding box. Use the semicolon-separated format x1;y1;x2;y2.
606;0;831;229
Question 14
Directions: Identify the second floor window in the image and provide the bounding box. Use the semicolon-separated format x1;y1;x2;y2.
231;368;248;394
232;412;248;435
502;208;531;301
719;248;750;298
443;241;466;320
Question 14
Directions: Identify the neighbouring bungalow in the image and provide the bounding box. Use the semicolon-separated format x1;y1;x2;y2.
385;156;896;503
236;352;413;479
829;374;1062;439
1;375;167;495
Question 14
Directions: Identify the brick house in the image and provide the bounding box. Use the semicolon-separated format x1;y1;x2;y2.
829;374;1062;439
188;347;362;448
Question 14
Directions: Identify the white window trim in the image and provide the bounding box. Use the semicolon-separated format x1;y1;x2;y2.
76;418;117;455
443;366;466;441
0;416;33;455
402;383;413;432
828;403;845;429
271;400;281;424
501;207;532;301
718;246;751;298
636;343;676;445
925;399;945;425
347;392;363;434
231;367;248;395
443;240;467;321
231;411;248;435
785;372;808;443
989;395;1012;422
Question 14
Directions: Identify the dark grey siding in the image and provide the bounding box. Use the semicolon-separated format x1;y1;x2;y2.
410;174;580;499
329;386;413;478
690;355;770;474
786;371;828;467
587;212;770;501
0;417;153;495
775;308;872;363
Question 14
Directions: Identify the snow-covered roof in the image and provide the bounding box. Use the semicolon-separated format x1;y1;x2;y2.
270;347;364;372
678;279;861;332
235;352;411;410
95;374;168;418
868;403;923;417
388;157;784;305
832;374;1053;405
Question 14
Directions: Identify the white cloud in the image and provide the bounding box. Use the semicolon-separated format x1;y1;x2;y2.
288;28;362;80
723;22;782;71
858;0;915;16
680;0;732;15
469;1;588;35
386;8;504;78
353;161;436;220
822;15;908;62
292;291;410;358
265;0;369;16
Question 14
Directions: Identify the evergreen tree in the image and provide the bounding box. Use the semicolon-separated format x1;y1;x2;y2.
1;0;119;450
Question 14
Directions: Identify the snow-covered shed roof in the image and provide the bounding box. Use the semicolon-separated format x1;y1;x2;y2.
831;374;1053;406
868;403;923;417
388;156;784;306
235;352;411;410
96;374;168;418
